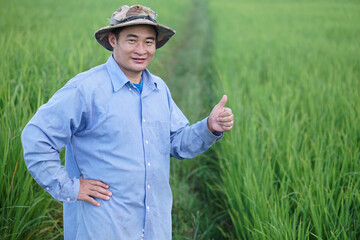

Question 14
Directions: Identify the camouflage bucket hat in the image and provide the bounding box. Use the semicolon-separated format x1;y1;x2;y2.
95;5;176;51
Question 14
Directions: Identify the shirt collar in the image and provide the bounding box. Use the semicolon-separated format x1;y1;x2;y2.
105;55;160;93
142;68;161;93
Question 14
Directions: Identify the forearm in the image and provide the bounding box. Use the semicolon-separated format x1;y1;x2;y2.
170;117;223;159
22;123;80;202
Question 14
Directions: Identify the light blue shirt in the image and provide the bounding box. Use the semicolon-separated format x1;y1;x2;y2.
21;55;222;240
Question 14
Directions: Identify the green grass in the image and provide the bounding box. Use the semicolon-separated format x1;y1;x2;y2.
164;0;227;238
208;0;360;239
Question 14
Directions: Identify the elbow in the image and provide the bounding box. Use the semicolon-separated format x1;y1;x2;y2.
21;124;31;165
21;124;43;169
21;124;36;165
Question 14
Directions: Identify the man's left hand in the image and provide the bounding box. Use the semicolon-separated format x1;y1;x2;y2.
207;95;234;133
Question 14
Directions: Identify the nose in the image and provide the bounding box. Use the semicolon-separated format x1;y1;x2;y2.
134;42;146;55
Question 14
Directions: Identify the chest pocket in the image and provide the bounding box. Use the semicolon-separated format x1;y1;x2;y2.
152;121;170;155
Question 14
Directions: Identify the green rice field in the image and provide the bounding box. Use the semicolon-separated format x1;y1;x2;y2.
1;0;359;239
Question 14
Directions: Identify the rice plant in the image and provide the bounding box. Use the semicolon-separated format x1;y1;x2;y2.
208;0;360;239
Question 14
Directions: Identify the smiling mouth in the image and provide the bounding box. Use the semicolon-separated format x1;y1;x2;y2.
132;58;146;63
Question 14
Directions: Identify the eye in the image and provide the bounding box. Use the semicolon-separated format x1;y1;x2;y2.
127;38;136;43
145;40;155;46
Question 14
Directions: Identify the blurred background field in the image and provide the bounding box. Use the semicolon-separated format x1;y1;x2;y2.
209;0;360;239
1;0;359;239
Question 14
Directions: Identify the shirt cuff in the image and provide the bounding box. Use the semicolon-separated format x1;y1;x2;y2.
50;177;80;203
196;117;224;146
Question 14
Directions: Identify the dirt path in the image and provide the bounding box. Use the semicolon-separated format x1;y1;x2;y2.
163;0;214;121
157;0;230;239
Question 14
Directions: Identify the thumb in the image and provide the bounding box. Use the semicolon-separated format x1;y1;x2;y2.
218;95;228;108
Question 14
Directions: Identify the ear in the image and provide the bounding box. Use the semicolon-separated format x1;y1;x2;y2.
108;32;116;48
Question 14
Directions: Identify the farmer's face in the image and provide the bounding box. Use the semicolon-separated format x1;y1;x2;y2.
109;25;156;80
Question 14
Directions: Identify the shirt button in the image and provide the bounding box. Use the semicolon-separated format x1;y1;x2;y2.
146;206;150;210
143;118;146;123
129;88;132;91
142;229;144;232
145;140;149;144
141;233;144;237
147;162;151;167
46;187;50;191
66;197;70;202
147;185;150;189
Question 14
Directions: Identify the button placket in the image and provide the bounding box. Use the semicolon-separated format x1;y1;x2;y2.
141;100;151;227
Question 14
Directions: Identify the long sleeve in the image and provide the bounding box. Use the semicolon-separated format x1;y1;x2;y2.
21;85;87;202
168;92;223;160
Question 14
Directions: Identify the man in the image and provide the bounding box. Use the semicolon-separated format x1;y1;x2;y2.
22;5;234;240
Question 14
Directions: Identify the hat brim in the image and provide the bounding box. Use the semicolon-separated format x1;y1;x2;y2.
94;19;176;51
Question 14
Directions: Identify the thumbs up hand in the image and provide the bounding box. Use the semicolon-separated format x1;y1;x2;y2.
207;95;234;133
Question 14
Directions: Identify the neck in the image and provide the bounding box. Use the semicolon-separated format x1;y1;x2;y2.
119;66;142;84
112;56;143;84
127;74;142;84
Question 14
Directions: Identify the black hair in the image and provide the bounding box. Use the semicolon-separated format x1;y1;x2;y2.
111;28;124;41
